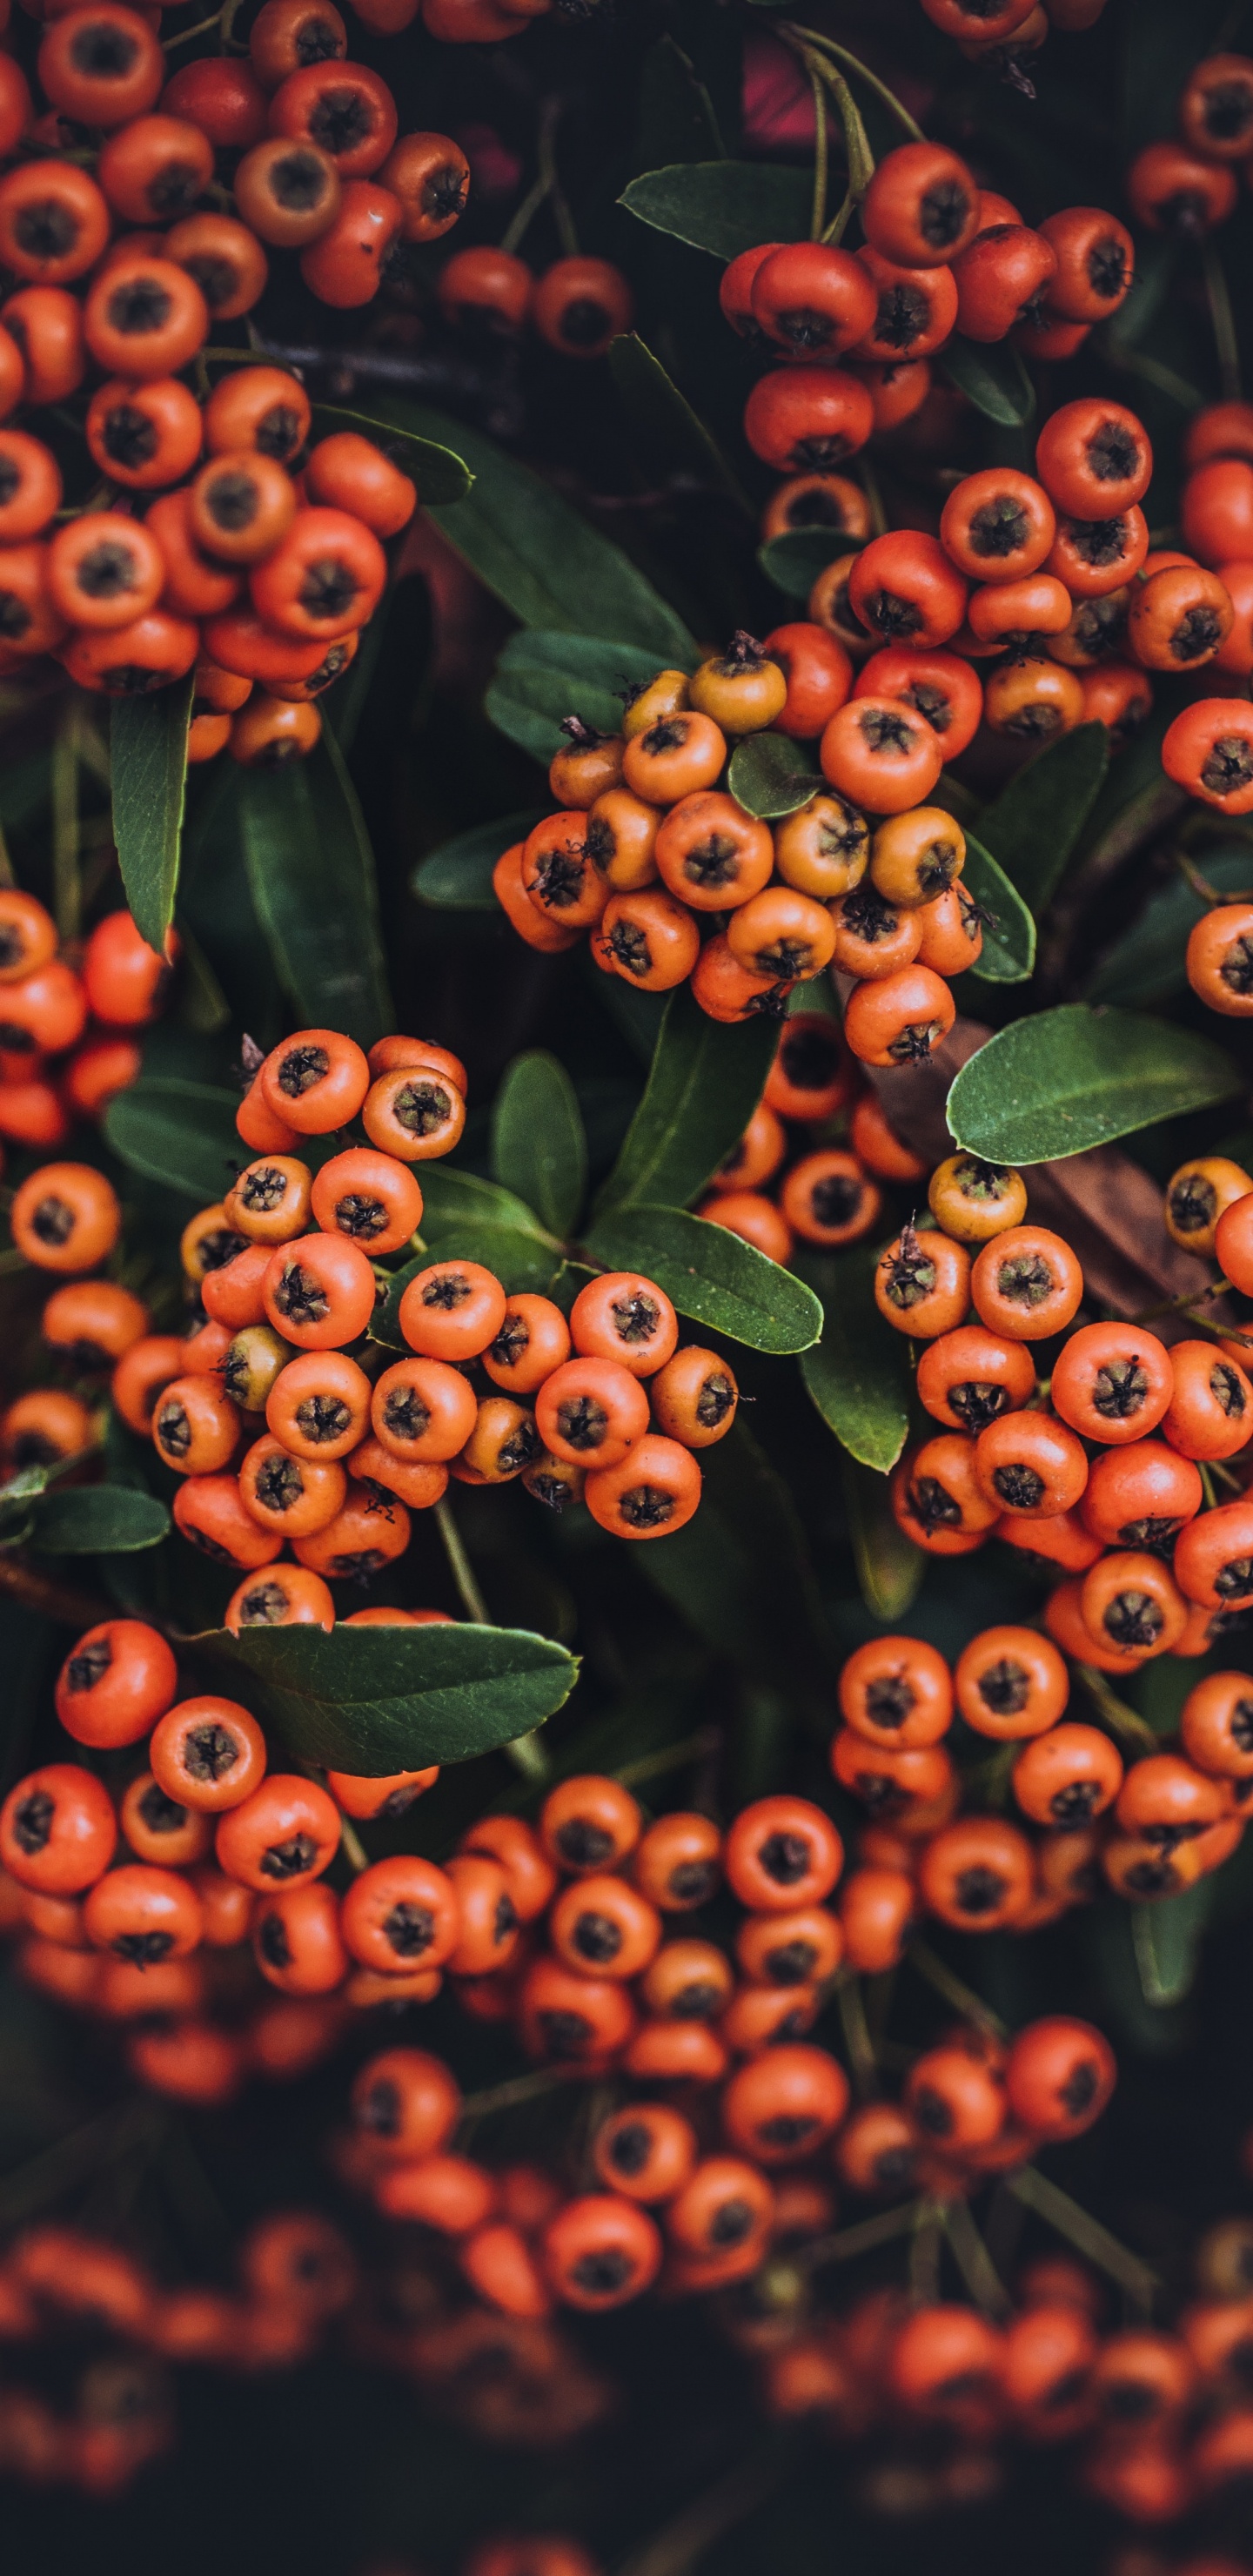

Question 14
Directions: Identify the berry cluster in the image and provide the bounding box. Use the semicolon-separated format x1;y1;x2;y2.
0;889;156;1166
1127;50;1253;239
0;0;475;754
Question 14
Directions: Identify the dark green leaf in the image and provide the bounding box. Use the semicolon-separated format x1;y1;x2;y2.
233;731;392;1049
419;1166;556;1239
728;731;823;820
796;1247;911;1472
388;403;697;663
634;32;725;165
758;529;849;601
962;830;1036;984
110;677;194;958
975;723;1109;914
1131;1878;1218;2007
595;985;776;1213
372;1181;562;1344
842;1456;924;1620
1084;847;1252;1007
939;336;1036;426
585;1203;822;1352
486;634;665;763
607;333;750;510
309;400;472;504
619;161;814;263
104;1077;242;1201
491;1051;586;1239
30;1486;169;1554
946;1005;1242;1165
194;1622;578;1772
414;808;544;911
639;1422;834;1694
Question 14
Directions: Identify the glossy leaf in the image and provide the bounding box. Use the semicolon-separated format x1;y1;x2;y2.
1084;847;1252;1006
620;161;814;262
413;808;544;911
233;729;393;1049
796;1247;911;1472
585;1204;822;1352
104;1077;243;1202
491;1051;586;1239
195;1622;578;1773
31;1486;170;1553
758;530;848;601
728;731;823;820
309;400;472;503
843;1457;925;1622
939;336;1036;426
419;1166;556;1238
975;722;1109;915
390;403;697;664
607;333;750;510
962;830;1036;985
595;986;777;1213
1131;1878;1218;2008
486;633;666;763
111;677;194;958
946;1004;1241;1166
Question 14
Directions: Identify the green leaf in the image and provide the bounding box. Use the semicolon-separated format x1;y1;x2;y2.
1084;847;1253;1007
635;32;726;164
194;1622;578;1772
796;1247;910;1472
419;1165;555;1239
728;731;823;820
1131;1878;1219;2007
638;1422;834;1695
758;529;849;601
414;808;544;911
607;333;750;511
372;1177;562;1345
491;1051;586;1239
585;1204;822;1352
975;722;1109;915
939;336;1036;426
104;1077;242;1202
946;1005;1242;1166
620;160;813;261
486;633;666;764
962;830;1036;985
30;1486;170;1554
387;403;696;664
233;730;393;1049
309;400;472;504
842;1456;924;1621
110;677;194;958
595;985;776;1213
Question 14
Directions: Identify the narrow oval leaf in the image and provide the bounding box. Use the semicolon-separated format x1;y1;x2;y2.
842;1456;924;1621
946;1005;1241;1165
585;1204;822;1352
620;161;813;260
595;986;777;1213
976;723;1109;915
1131;1876;1218;2008
233;729;393;1048
728;732;824;821
31;1486;170;1553
492;1051;586;1239
111;677;194;956
758;529;849;600
388;402;697;664
104;1078;243;1201
608;333;751;511
795;1248;911;1472
486;634;665;761
194;1622;578;1772
309;399;472;503
962;831;1035;984
414;808;544;911
940;337;1036;426
419;1165;555;1239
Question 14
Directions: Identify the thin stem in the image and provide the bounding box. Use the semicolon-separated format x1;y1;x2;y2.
162;5;223;44
338;1815;369;1874
800;2197;921;2271
836;1973;879;2098
0;2100;157;2229
783;24;925;141
906;1937;1008;2037
51;694;81;944
1100;338;1204;412
0;817;16;890
821;189;855;248
434;1495;490;1623
615;1727;720;1791
908;2201;943;2304
1008;2165;1157;2313
807;59;828;241
459;2065;576;2123
1205;241;1242;402
616;2445;792;2576
500;171;551;261
1176;849;1250;907
943;2198;1011;2318
1074;1664;1158;1754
